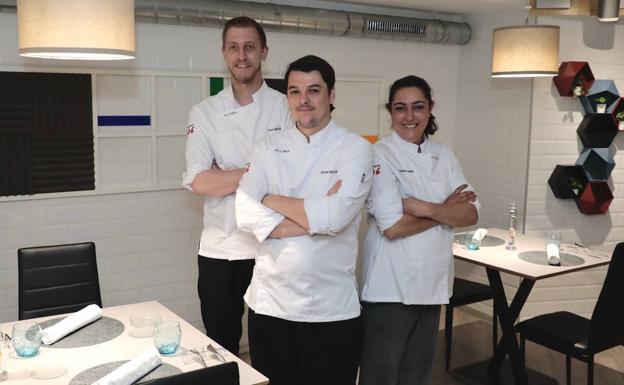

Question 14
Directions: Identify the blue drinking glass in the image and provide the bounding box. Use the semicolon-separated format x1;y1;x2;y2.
11;321;42;358
464;231;481;250
153;320;181;355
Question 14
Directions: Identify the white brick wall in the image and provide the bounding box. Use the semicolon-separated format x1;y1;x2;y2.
520;16;624;320
454;12;622;321
451;10;532;318
0;190;204;327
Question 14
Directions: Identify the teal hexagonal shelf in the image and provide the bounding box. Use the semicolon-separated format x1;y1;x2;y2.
579;80;619;114
576;148;615;180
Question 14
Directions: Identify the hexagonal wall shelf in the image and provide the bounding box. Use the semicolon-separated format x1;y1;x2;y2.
579;80;620;114
574;181;613;215
577;113;618;148
548;165;589;199
551;61;617;215
576;148;615;180
553;61;595;96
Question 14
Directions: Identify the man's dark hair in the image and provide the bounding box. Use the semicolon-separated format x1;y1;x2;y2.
285;55;336;111
222;16;267;48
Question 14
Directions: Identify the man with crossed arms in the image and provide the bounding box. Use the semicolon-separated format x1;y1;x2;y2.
236;55;373;385
183;17;290;355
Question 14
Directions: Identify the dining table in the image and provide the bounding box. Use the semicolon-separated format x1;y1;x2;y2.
451;227;611;385
0;301;268;385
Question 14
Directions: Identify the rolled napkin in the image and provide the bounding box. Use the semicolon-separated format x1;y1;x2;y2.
546;243;561;266
42;304;102;345
472;228;488;242
92;348;162;385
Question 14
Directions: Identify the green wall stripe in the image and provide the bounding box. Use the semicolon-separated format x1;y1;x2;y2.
210;77;224;96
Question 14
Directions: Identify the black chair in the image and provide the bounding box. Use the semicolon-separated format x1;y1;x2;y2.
18;242;102;320
516;242;624;385
140;362;240;385
445;277;498;371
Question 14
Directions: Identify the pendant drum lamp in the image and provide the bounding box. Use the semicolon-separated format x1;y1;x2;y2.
491;25;559;78
17;0;135;60
597;0;620;22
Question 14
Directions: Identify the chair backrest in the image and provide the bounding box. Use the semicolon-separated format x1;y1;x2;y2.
140;362;240;385
588;242;624;352
18;242;102;320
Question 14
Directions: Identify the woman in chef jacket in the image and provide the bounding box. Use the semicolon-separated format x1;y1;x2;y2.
359;75;480;385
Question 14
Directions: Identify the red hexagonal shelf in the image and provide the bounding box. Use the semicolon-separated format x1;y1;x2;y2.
553;61;595;97
574;181;613;214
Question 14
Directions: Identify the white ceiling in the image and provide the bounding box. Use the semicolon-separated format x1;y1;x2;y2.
328;0;528;14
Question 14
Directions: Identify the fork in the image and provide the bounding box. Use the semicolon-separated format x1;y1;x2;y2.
568;243;607;259
189;348;208;367
207;344;227;363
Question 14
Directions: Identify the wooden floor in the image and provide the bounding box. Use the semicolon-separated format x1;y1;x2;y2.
240;308;624;384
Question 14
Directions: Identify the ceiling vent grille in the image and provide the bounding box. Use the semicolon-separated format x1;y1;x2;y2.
365;19;427;36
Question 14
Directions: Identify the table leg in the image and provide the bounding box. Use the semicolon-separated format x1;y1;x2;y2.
486;268;534;385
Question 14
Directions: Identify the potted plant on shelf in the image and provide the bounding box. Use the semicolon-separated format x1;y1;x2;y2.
569;177;585;197
572;78;586;96
616;111;624;130
595;96;608;113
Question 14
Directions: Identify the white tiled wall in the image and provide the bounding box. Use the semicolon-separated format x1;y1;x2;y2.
155;76;203;133
0;190;204;326
454;12;624;321
452;10;532;318
98;137;152;189
520;16;624;320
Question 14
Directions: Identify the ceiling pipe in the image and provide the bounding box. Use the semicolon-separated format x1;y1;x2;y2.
133;0;472;45
0;0;471;45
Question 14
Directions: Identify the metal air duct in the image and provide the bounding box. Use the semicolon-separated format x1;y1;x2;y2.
0;0;471;45
134;0;471;45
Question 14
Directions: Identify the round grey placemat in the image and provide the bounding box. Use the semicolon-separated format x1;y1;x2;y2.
39;316;124;348
454;234;506;247
69;361;181;385
518;251;585;267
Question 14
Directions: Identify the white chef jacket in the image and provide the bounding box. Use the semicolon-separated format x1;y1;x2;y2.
182;81;291;261
235;120;373;322
360;132;480;305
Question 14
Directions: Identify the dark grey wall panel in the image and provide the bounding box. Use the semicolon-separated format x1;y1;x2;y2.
0;72;94;196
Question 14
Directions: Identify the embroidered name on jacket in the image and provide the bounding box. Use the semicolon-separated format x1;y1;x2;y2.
268;127;282;132
321;170;338;174
274;148;290;153
399;169;414;173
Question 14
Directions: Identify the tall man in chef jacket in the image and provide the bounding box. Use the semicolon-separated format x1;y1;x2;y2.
235;55;373;385
182;16;291;356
